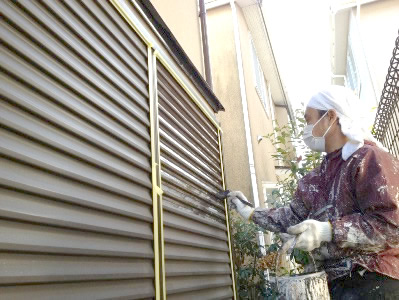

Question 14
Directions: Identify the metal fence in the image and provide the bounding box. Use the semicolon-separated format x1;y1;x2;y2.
373;31;399;158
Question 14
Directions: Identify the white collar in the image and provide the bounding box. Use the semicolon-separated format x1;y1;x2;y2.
342;140;364;160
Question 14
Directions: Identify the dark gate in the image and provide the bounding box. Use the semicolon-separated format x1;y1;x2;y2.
373;31;399;158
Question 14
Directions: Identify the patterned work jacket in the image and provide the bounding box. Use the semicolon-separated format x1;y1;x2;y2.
252;141;399;281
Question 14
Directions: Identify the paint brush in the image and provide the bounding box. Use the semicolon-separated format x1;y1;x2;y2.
215;190;254;208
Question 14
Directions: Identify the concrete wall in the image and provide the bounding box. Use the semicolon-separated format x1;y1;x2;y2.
151;0;204;76
358;0;399;98
207;5;253;200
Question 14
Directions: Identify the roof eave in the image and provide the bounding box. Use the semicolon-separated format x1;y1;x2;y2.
240;2;293;119
137;1;225;112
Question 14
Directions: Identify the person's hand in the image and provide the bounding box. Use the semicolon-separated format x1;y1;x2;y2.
287;220;332;252
227;191;254;220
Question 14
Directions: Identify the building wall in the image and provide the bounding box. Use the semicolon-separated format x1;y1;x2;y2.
151;0;204;76
236;6;277;207
358;0;399;97
274;106;289;128
208;4;282;207
207;5;252;200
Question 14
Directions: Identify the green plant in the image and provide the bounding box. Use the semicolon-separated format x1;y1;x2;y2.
262;108;324;208
231;212;278;299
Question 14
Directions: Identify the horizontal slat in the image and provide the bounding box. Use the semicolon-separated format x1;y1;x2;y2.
159;111;221;169
0;188;153;238
162;184;226;221
164;227;229;252
63;0;148;94
161;142;221;190
166;275;232;295
157;76;218;144
168;286;233;300
163;202;226;230
160;129;221;182
161;158;219;195
94;0;148;58
159;101;220;165
165;244;230;263
158;91;219;154
3;0;150;115
1;1;156;297
0;48;150;157
161;169;224;211
0;18;150;144
163;209;227;241
0;219;153;257
0;58;149;161
41;0;149;102
0;78;151;172
157;64;218;138
0;253;153;284
0;158;152;216
0;129;152;197
166;261;231;277
159;117;221;173
0;279;154;300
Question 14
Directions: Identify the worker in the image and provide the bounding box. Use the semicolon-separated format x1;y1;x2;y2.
228;85;399;299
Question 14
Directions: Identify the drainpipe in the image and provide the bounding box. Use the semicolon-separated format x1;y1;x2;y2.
199;0;213;89
230;0;260;208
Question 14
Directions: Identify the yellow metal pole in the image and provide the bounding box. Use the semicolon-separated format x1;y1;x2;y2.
218;129;237;299
110;0;153;48
153;52;166;300
148;46;161;300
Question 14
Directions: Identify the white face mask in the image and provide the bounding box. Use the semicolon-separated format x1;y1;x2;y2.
303;111;335;152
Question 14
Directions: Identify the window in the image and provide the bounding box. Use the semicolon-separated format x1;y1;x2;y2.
346;42;361;96
251;38;270;117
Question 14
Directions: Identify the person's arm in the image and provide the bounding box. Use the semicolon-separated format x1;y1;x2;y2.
331;148;399;253
229;187;310;233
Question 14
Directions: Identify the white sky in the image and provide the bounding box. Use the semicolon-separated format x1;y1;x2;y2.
262;0;332;110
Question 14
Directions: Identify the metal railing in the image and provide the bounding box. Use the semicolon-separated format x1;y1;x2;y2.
373;31;399;158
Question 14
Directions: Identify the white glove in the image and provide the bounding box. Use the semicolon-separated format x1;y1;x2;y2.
287;220;332;252
227;191;254;220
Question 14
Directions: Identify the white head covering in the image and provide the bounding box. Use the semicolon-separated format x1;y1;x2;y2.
306;85;386;160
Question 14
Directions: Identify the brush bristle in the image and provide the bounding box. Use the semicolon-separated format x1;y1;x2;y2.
215;190;230;199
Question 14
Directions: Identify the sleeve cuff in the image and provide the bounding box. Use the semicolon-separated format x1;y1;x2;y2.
330;219;346;243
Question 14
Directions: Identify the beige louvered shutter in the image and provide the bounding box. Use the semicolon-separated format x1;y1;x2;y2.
157;62;234;299
0;1;155;298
